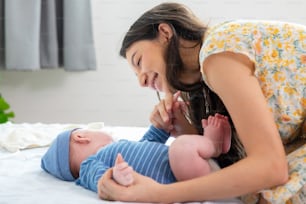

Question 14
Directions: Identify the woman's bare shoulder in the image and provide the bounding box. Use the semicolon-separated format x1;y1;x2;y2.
201;51;254;91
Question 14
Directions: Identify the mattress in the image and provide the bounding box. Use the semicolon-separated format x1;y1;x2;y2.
0;122;243;204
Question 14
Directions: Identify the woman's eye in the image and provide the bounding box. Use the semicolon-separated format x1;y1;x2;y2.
137;58;142;67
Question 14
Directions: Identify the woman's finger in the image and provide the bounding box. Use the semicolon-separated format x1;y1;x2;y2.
157;100;172;123
164;92;175;113
173;91;181;102
98;169;115;200
98;168;130;201
150;104;169;130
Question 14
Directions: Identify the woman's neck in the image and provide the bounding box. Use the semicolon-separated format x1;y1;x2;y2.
179;39;202;84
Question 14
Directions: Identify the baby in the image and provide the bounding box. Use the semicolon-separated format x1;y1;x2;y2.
41;114;231;193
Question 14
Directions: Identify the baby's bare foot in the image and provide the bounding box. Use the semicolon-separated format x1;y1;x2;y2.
215;114;231;153
202;114;232;156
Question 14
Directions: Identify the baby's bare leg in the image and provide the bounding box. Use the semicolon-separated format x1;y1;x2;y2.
169;135;217;181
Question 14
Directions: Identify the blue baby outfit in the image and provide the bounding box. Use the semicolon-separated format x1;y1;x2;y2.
76;125;176;192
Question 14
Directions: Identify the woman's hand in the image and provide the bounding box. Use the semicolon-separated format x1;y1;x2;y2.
98;168;162;202
150;91;197;137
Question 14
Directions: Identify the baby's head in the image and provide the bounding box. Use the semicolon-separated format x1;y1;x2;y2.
41;128;113;181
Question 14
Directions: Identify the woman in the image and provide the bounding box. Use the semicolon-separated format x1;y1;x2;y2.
98;2;306;203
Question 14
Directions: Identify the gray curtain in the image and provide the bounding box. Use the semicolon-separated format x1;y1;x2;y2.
0;0;96;71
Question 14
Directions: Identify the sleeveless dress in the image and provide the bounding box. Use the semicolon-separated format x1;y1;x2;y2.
199;20;306;204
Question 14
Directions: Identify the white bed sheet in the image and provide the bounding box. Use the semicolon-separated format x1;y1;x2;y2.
0;122;243;204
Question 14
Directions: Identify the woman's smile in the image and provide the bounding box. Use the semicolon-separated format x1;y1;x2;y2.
150;73;158;91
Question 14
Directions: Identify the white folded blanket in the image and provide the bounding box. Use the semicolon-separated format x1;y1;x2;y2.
0;122;104;152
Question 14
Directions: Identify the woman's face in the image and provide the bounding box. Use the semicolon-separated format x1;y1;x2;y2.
126;39;170;93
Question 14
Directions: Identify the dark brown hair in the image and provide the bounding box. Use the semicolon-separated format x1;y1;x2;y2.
120;2;245;167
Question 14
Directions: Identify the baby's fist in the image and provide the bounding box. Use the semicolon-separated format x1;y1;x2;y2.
112;153;134;186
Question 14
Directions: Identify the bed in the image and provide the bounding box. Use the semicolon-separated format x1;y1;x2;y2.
0;122;243;204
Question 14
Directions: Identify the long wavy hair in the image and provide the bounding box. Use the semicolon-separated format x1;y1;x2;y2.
120;2;245;167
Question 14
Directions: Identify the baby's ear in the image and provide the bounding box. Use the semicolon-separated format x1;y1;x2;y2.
71;132;90;144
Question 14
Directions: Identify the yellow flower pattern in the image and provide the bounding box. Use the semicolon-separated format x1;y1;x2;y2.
199;20;306;204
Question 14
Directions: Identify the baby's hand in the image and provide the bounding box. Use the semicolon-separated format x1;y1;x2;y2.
112;153;134;186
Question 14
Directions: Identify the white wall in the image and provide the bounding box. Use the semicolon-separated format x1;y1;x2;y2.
0;0;306;126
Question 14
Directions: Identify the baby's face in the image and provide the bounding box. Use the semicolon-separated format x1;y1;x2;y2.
69;129;114;178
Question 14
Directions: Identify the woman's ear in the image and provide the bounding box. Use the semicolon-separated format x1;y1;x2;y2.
158;23;173;43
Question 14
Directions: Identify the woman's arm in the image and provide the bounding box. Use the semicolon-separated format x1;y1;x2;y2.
196;51;288;193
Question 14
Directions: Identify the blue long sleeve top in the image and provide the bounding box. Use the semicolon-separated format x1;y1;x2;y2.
76;125;177;192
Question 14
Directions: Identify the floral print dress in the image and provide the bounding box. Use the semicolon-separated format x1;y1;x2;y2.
199;20;306;204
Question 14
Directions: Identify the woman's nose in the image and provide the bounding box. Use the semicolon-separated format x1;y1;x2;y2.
138;74;148;87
